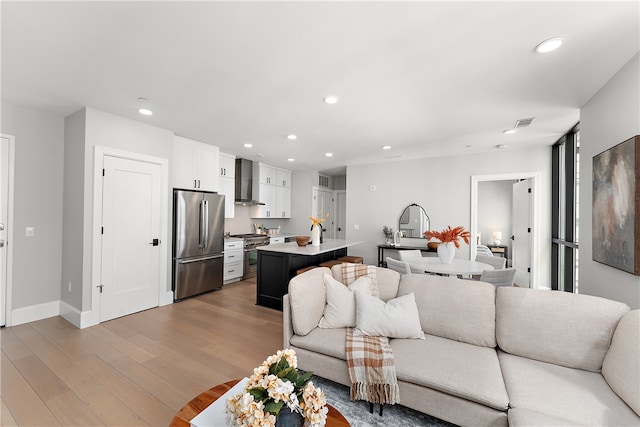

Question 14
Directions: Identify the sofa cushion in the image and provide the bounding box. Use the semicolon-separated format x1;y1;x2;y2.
508;408;594;427
499;351;640;426
602;310;640;416
391;334;509;411
397;274;497;347
496;287;630;372
288;267;331;336
290;328;347;361
332;264;400;302
318;274;373;329
354;291;424;339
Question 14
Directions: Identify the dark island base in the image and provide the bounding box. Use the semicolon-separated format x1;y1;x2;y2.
257;247;348;310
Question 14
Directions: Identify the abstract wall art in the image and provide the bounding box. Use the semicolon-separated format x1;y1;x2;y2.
592;135;639;275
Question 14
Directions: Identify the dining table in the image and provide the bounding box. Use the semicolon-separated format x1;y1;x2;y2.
406;257;494;276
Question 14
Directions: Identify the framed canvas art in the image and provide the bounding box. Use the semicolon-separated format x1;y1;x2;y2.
592;135;639;275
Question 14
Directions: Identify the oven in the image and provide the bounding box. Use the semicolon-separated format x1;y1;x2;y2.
230;234;270;280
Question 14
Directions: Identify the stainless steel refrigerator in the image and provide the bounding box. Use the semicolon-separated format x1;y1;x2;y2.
173;190;225;300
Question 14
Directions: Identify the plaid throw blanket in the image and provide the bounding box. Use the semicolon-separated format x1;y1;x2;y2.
346;327;400;405
341;263;379;297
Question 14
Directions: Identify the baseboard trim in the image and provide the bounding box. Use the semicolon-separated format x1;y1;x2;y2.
11;300;60;326
160;291;174;306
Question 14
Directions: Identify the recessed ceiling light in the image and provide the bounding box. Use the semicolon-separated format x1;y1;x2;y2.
287;158;295;162
496;144;508;149
503;129;517;135
466;145;472;148
137;97;148;102
382;145;392;150
287;134;297;140
323;95;339;104
535;37;564;53
325;152;333;157
244;143;253;148
138;108;153;116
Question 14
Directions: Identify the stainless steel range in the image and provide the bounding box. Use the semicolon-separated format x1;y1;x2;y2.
230;234;270;279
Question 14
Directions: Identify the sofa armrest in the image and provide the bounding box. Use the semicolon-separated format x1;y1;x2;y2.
283;294;294;349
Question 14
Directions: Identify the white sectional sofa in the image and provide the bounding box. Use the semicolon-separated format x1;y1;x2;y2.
282;265;640;427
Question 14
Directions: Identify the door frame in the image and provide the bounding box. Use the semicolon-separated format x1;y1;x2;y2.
0;134;15;327
88;146;169;327
470;172;541;288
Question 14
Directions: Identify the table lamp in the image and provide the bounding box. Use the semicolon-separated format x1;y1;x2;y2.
492;231;502;245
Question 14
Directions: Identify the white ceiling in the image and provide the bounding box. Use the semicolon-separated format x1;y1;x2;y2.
2;1;638;174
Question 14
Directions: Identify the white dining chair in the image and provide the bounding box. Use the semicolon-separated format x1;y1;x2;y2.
479;268;516;287
385;257;411;275
476;244;494;257
397;250;422;261
475;254;507;269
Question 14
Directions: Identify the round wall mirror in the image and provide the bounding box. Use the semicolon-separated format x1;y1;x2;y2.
399;203;430;238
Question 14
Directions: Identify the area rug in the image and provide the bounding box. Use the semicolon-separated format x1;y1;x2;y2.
312;376;458;427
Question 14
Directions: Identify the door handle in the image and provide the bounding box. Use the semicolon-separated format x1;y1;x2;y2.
149;238;160;246
0;240;4;248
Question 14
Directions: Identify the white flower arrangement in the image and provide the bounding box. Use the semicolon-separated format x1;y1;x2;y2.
226;349;328;427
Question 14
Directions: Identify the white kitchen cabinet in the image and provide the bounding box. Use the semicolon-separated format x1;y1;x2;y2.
224;240;243;284
276;169;291;188
219;152;235;179
218;153;236;218
173;135;219;192
251;163;292;219
254;183;277;218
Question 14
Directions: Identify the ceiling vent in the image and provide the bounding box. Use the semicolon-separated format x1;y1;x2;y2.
318;174;330;188
515;117;535;128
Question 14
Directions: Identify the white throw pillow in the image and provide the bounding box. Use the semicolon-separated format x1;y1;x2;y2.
318;274;373;328
354;291;425;339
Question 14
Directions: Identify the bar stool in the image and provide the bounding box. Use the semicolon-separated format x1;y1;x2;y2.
318;260;342;268
296;266;317;276
337;255;363;264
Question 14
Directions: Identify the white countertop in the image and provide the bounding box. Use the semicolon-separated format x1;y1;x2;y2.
258;239;363;255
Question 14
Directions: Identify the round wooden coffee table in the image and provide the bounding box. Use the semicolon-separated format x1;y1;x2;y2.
169;379;350;427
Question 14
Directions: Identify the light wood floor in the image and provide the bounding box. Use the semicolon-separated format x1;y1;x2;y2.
1;279;284;426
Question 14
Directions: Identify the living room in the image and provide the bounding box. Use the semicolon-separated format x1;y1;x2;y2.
1;1;639;426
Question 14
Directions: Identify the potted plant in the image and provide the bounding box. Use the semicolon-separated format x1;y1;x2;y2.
382;225;394;245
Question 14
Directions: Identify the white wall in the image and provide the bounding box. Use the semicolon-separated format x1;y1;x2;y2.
579;53;640;309
478;180;514;258
346;146;552;287
81;108;174;311
0;103;65;313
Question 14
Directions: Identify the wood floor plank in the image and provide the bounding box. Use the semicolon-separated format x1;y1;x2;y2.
1;399;18;426
0;354;61;426
1;279;283;427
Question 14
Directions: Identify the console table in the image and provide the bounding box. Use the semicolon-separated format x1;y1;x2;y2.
377;243;436;267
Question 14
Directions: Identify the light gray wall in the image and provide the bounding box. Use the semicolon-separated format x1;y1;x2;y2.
0;102;65;310
346;146;551;286
61;109;86;309
579;53;640;309
478;180;514;257
80;107;174;310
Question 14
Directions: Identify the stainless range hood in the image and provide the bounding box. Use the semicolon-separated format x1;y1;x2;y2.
234;158;265;206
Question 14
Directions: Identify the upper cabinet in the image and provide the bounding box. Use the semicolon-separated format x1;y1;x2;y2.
218;152;236;218
251;162;292;218
173;135;219;192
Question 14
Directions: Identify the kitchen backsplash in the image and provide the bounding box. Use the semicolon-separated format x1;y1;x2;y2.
224;205;291;235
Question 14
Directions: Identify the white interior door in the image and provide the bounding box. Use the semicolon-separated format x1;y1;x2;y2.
0;137;10;326
512;179;532;287
100;156;162;321
336;191;346;239
315;189;334;239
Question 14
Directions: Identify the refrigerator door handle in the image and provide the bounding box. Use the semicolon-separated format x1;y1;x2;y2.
179;254;223;264
203;199;209;249
199;200;205;248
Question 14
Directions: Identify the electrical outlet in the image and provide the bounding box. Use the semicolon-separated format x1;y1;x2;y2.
25;227;35;237
369;185;376;191
353;224;360;230
68;282;72;292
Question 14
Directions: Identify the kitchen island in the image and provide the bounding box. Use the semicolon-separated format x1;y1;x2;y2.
256;239;363;310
